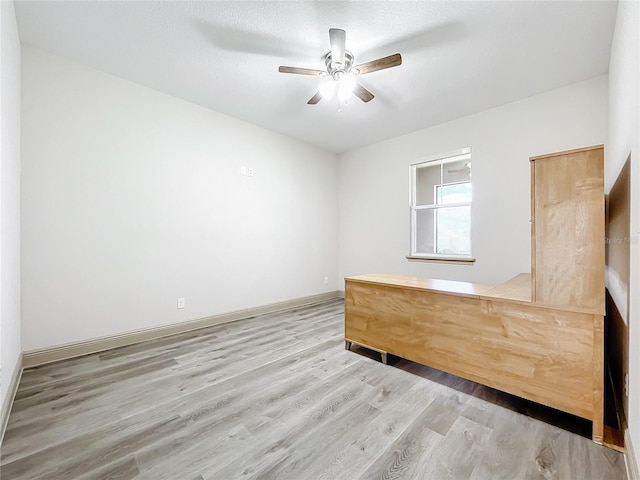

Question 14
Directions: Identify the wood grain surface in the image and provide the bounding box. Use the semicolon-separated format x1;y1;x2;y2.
345;279;597;421
346;273;494;297
482;273;532;302
531;145;605;314
1;299;625;479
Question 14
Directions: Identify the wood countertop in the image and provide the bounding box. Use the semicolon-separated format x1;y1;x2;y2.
481;273;532;302
345;273;495;298
345;273;602;315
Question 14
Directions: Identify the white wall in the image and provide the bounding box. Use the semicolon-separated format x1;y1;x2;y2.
607;0;640;469
21;47;338;351
0;0;22;412
339;75;608;285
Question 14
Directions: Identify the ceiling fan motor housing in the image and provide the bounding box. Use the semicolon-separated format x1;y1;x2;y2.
325;51;355;79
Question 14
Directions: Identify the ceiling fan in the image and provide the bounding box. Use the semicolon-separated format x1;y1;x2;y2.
278;28;402;105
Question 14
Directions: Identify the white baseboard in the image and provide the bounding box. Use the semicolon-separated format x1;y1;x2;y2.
1;354;23;445
23;291;342;368
627;428;640;480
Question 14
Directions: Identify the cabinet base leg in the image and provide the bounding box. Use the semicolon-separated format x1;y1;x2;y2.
344;340;387;365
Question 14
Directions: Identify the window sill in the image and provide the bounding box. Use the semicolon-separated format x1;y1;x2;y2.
406;255;476;264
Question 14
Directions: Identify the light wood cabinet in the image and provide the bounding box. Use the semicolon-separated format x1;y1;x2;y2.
344;273;604;444
344;145;608;445
530;145;605;314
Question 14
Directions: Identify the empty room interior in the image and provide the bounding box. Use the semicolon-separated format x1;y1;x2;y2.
1;1;639;479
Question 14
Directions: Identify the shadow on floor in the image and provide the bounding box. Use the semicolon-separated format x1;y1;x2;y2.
348;344;596;439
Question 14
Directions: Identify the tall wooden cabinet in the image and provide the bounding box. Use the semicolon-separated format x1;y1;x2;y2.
530;145;605;314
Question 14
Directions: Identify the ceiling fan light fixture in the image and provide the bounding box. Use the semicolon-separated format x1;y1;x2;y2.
337;74;356;102
319;79;337;99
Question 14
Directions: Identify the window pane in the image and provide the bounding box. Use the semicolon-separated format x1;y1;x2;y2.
415;163;440;206
415;208;436;254
436;182;472;204
410;148;472;258
436;205;471;255
443;158;471;184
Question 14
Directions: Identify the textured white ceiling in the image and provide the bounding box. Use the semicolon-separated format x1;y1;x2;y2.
14;1;617;153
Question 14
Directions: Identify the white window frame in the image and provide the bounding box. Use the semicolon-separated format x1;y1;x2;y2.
407;147;475;263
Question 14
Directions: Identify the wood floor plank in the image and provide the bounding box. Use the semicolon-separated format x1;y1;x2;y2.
314;382;439;480
356;405;444;480
0;298;627;480
466;405;534;479
134;423;255;479
75;456;141;480
242;358;429;480
2;338;339;464
207;373;381;479
4;323;343;455
422;415;493;480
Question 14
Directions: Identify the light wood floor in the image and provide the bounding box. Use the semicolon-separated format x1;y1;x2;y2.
1;299;626;479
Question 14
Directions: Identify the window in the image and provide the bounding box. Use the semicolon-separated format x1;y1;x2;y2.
409;148;473;262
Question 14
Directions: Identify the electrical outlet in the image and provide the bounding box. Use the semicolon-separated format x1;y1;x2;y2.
625;372;629;397
324;276;329;285
248;167;254;177
177;297;185;309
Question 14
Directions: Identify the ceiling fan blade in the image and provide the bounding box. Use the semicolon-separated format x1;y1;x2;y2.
329;28;346;67
353;53;402;75
353;83;375;103
279;66;325;76
307;91;323;105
